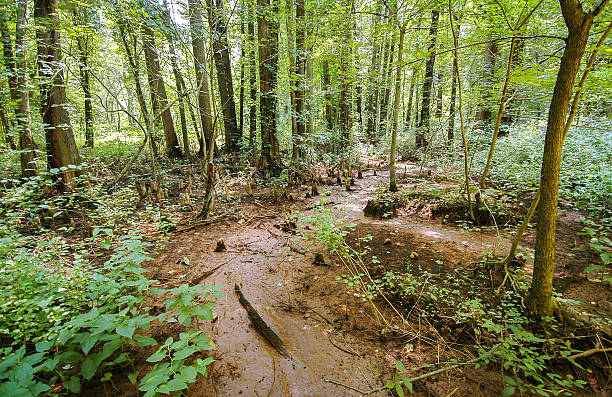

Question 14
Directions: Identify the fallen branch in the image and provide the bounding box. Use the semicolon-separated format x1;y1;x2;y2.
234;284;291;358
568;347;612;360
188;262;226;286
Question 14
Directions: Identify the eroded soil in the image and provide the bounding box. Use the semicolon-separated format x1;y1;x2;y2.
128;162;610;396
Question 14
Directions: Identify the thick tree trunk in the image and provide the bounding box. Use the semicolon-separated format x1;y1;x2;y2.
188;0;213;158
239;22;245;139
416;10;439;148
142;24;182;158
208;0;241;153
284;0;298;159
35;0;82;189
527;0;605;318
258;0;280;171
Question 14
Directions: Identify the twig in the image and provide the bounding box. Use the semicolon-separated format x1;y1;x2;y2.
328;332;363;358
568;347;612;360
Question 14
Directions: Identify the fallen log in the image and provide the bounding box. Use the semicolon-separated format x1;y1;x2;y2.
234;284;291;358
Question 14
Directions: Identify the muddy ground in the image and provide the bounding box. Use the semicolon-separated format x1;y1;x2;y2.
119;162;610;397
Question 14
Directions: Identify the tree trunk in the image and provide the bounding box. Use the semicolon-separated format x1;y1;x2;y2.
381;38;395;134
208;0;241;153
365;6;381;142
285;0;298;159
416;10;439;148
322;59;333;130
73;10;94;149
189;0;213;157
527;0;606;318
294;0;306;160
338;0;353;148
239;21;245;139
475;37;498;129
448;40;458;142
405;67;416;131
435;69;443;119
248;11;257;148
258;0;280;171
162;0;190;158
2;2;36;176
35;0;81;189
118;20;155;156
142;24;182;158
389;26;405;193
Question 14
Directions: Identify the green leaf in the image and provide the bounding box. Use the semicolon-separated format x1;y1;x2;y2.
116;323;136;338
65;376;81;393
146;350;166;363
502;386;516;396
166;378;188;392
134;335;158;347
395;383;404;397
503;376;516;386
402;376;413;393
81;355;99;380
173;346;197;360
385;380;395;389
395;360;406;372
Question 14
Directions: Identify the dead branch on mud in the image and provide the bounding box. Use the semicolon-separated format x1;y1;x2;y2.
234;284;291;358
188;262;226;286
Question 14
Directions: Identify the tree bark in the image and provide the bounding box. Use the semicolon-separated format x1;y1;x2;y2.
294;0;306;160
416;10;439;148
258;0;280;171
73;10;94;149
2;2;37;176
322;59;333;130
365;6;381;142
405;67;416;131
208;0;241;153
389;26;405;193
35;0;82;189
162;0;190;158
448;44;458;141
141;24;182;158
248;10;257;148
188;0;213;157
527;0;607;318
475;38;498;129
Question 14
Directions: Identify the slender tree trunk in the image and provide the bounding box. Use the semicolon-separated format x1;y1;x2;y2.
239;21;245;139
162;0;190;158
435;69;443;119
480;38;517;188
284;0;298;159
142;24;182;158
365;6;381;141
404;67;416;130
258;0;280;170
294;0;306;160
449;1;474;221
389;25;405;192
208;0;241;153
416;10;439;148
0;108;15;149
305;46;313;136
381;38;395;134
448;42;458;142
73;10;94;149
475;38;498;129
322;59;333;130
35;0;82;189
188;0;213;158
501;39;525;130
527;0;607;318
338;0;353;148
248;12;257;148
2;2;37;176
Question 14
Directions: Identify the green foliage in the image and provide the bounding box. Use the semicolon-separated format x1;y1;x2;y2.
0;179;222;396
577;217;612;284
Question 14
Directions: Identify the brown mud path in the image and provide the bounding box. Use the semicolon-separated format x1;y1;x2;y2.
149;162;607;396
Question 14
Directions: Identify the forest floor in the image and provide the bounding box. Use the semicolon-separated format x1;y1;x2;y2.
111;161;610;397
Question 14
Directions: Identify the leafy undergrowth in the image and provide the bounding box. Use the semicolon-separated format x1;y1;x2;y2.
302;202;611;396
0;174;222;396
